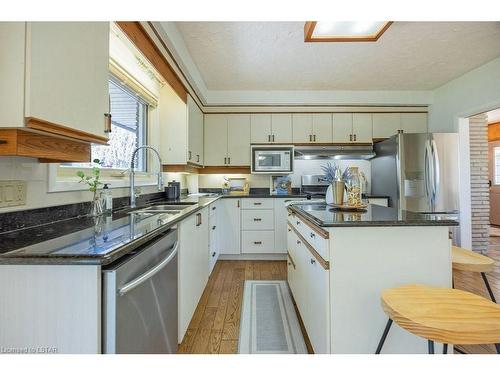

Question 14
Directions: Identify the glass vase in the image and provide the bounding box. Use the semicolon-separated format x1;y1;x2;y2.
344;167;362;206
89;191;104;217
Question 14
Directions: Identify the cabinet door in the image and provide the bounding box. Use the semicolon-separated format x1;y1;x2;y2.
219;199;241;254
401;113;427;133
204;114;228;166
271;114;292;143
275;198;304;254
352;113;373;143
26;22;109;138
251;114;272;143
227;114;251;165
312;113;333;143
332;113;353;143
372;113;401;139
292;114;313;143
304;254;329;353
187;95;204;165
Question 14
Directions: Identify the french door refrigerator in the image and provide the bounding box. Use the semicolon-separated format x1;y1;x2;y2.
371;132;460;215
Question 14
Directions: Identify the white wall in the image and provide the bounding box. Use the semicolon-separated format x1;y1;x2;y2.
429;56;500;132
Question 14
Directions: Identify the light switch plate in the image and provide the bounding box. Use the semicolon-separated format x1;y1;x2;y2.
0;180;27;208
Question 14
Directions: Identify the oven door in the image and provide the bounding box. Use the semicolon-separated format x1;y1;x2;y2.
252;147;293;174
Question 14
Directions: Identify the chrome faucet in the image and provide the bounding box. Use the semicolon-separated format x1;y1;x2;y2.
130;146;164;208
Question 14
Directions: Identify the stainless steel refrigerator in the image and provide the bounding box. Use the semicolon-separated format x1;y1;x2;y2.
371;133;460;214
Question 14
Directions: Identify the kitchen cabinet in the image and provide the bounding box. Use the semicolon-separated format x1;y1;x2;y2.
0;22;110;160
312;114;333;143
160;82;188;164
251;114;293;144
187;95;204;166
227;114;251;165
219;199;241;255
178;207;209;343
333;113;372;143
274;198;305;254
293;114;332;143
401;113;427;133
204;114;250;166
208;201;220;274
372;113;401;139
292;114;312;143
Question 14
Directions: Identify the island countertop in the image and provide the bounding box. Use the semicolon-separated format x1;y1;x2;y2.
288;202;459;228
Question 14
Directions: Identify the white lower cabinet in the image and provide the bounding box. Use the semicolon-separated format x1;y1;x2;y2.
287;216;330;353
178;207;209;343
219;199;241;255
208;201;220;274
241;230;275;253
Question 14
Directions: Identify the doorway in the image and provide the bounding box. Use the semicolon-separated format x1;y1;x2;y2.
488;108;500;230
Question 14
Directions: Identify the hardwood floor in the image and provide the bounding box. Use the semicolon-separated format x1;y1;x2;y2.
179;240;500;354
177;260;287;354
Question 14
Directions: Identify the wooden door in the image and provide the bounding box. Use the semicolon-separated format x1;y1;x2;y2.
332;113;353;143
26;22;110;138
227;114;251;165
204;114;228;166
250;114;272;143
490;141;500;226
312;113;333;143
352;114;373;143
292;114;313;143
271;114;292;143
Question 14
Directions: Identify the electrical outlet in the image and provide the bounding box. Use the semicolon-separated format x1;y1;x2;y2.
0;181;27;208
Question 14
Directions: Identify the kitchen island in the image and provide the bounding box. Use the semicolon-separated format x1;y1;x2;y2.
286;202;458;354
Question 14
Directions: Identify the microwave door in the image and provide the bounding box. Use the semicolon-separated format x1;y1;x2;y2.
257;152;282;170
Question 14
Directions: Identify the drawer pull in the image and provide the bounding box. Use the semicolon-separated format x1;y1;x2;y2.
253;218;262;221
212;252;216;257
254;241;262;245
310;232;315;238
253;202;262;206
212;225;216;230
310;258;316;265
296;240;301;245
296;221;300;225
212;206;216;210
287;228;291;232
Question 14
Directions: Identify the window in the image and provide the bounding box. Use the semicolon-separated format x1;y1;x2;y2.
495;147;500;185
67;76;148;171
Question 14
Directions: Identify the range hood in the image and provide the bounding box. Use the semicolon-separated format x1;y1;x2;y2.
294;144;376;160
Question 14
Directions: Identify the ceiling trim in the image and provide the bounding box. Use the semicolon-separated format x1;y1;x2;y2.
304;21;393;42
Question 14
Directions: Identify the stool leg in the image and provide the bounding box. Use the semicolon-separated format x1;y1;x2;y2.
481;272;497;303
454;346;466;354
428;340;435;354
443;343;448;354
375;319;393;354
495;343;500;354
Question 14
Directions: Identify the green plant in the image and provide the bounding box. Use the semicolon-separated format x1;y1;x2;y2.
76;159;103;193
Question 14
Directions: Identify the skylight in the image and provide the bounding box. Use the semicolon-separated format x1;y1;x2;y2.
304;21;392;42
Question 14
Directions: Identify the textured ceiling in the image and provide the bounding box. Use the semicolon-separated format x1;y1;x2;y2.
174;21;500;91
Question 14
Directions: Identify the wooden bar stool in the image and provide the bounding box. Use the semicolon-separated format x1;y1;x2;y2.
375;284;500;354
452;246;496;302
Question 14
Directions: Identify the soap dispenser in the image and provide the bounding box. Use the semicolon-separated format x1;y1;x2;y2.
102;184;113;213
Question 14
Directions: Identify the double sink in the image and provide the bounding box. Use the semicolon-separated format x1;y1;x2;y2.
131;202;196;216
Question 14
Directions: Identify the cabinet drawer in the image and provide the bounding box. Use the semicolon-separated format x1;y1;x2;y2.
241;209;274;230
209;201;219;217
241;198;274;210
241;230;275;253
290;215;328;261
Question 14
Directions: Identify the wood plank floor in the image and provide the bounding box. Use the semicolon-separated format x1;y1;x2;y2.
177;260;287;354
178;239;500;354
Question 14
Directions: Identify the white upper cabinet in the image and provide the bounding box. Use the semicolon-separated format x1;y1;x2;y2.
292;114;313;143
187;95;204;165
0;22;110;139
250;114;272;143
204;114;228;166
401;113;428;133
227;114;251;165
332;113;353;143
312;113;333;143
271;114;292;143
352;113;373;143
372;113;401;139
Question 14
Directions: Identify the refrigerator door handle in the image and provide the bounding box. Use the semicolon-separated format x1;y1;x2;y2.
424;140;434;207
431;139;440;204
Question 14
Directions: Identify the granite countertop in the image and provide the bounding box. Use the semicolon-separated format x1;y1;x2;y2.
0;195;220;266
289;202;459;228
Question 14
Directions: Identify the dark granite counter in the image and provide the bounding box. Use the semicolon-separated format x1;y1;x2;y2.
0;196;219;265
289;202;459;228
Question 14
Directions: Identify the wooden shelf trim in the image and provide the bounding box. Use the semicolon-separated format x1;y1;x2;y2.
116;22;188;103
25;117;108;145
0;129;91;162
162;164;201;174
199;166;251;174
288;208;330;239
288;222;330;270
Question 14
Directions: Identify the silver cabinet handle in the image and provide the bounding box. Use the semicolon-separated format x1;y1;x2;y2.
310;232;315;238
254;241;262;245
272;134;275;142
196;213;202;226
228;157;231;164
197;154;200;163
310;258;316;265
253;218;262;222
224;157;227;164
313;135;316;142
254;202;262;205
188;151;192;160
349;134;353;141
309;134;312;142
354;134;357;141
212;225;216;230
212;252;216;257
118;241;179;296
268;135;271;142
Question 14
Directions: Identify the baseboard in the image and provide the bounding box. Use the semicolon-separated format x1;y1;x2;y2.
219;253;287;261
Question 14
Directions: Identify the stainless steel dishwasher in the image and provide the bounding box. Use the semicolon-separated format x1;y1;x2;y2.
103;226;178;353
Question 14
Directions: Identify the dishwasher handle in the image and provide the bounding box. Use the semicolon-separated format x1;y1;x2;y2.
118;241;179;296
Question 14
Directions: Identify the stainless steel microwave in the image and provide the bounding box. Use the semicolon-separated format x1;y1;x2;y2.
251;145;294;174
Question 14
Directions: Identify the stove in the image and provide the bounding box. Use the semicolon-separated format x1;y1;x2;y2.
301;175;329;199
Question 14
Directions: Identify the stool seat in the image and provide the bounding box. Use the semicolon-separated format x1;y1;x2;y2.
452;246;495;273
381;284;500;345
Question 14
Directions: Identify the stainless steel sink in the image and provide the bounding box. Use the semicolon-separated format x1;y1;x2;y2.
130;203;196;214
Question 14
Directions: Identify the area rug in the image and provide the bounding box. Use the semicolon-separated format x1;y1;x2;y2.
238;280;307;354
